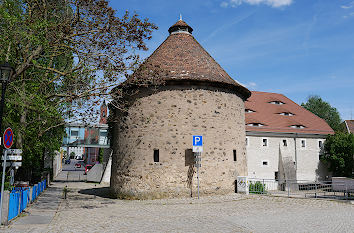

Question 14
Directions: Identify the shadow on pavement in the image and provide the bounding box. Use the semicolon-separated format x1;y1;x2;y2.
54;180;87;183
78;187;116;199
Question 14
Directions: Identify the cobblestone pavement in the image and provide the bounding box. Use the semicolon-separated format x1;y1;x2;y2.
4;181;354;233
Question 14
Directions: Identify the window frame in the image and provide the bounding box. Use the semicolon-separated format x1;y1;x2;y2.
300;139;306;149
262;138;268;147
153;149;159;162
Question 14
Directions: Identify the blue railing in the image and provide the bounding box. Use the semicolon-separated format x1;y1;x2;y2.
8;191;20;221
5;179;47;221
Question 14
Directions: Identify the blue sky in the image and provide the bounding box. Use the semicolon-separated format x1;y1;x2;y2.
112;0;354;120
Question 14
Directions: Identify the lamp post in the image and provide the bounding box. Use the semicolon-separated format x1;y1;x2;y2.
0;62;13;133
0;62;13;225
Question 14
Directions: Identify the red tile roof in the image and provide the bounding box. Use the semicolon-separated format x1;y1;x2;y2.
128;20;250;99
245;91;334;135
345;120;354;133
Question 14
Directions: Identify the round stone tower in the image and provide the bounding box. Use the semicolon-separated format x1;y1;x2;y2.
109;19;251;199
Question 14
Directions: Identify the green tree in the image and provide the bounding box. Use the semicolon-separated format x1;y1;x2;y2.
0;0;157;183
301;95;342;132
321;133;354;177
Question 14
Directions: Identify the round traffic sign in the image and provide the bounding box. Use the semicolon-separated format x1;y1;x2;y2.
3;127;14;149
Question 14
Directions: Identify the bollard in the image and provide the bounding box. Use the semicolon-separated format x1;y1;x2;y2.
63;186;67;199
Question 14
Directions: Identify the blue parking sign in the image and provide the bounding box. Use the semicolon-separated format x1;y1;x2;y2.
193;135;203;146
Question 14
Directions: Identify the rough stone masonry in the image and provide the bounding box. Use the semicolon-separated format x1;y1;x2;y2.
109;19;251;199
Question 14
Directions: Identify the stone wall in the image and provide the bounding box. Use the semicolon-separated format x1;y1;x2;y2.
110;85;247;199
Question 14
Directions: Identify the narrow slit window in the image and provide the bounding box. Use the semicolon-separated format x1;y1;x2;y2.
301;140;306;148
275;171;279;180
154;149;159;162
233;150;237;161
283;140;287;147
262;138;268;147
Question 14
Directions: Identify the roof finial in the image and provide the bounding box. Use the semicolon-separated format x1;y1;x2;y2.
179;14;182;21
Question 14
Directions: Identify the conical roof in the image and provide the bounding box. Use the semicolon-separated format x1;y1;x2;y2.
130;20;250;99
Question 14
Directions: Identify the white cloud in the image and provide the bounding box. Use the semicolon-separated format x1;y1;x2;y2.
236;80;257;89
220;0;293;8
341;1;354;9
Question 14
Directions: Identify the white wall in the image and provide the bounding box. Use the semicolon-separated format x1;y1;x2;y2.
246;134;326;181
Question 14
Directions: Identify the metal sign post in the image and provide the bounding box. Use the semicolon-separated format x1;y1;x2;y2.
193;136;203;199
0;149;7;223
0;128;15;224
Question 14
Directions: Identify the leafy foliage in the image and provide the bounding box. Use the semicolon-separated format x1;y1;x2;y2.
301;95;342;132
321;133;354;177
249;181;267;194
0;0;157;183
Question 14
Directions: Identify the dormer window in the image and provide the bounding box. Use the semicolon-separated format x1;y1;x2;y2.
245;109;255;113
290;125;306;129
247;123;264;127
269;101;284;105
279;112;294;116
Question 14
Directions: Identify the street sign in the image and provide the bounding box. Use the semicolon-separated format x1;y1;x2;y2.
7;149;22;154
1;155;22;161
193;135;203;152
193;135;203;146
193;146;203;152
3;128;13;149
2;161;22;167
192;136;203;199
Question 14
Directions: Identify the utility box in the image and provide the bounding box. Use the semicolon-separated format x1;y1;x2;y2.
237;176;249;194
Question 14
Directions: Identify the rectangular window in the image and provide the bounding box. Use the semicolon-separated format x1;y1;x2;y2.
262;161;268;166
233;150;237;161
262;138;268;147
319;141;323;149
154;149;159;162
301;139;306;148
275;171;279;181
71;130;79;137
283;139;287;147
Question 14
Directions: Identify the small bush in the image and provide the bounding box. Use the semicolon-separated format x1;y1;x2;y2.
249;181;267;194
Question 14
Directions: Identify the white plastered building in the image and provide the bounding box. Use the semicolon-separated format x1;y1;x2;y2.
245;91;334;182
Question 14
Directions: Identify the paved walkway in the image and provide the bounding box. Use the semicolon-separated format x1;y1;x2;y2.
2;184;63;233
1;173;354;232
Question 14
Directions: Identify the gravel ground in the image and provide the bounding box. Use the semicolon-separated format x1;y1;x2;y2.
4;181;354;233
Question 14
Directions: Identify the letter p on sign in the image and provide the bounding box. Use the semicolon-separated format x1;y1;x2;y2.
193;135;203;146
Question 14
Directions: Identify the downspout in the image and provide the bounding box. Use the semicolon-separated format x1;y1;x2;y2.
294;133;298;175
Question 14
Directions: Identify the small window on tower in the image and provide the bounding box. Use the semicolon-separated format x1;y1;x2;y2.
262;138;268;147
233;150;237;161
154;149;159;162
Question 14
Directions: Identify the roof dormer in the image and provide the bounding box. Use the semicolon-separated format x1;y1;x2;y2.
247;123;265;127
269;100;284;105
279;112;294;116
290;125;306;129
245;109;255;113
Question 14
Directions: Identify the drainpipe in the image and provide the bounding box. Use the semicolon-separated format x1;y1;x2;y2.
294;133;298;175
